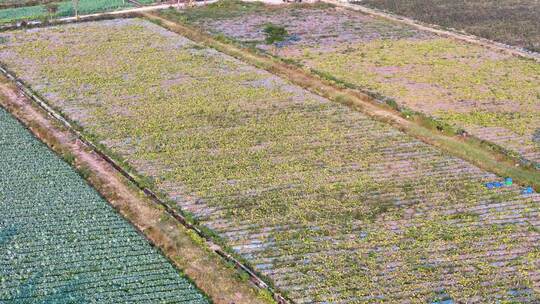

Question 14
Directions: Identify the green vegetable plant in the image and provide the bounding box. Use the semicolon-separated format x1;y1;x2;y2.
262;23;288;44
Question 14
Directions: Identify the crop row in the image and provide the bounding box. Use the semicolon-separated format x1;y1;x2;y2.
0;108;209;303
0;18;538;303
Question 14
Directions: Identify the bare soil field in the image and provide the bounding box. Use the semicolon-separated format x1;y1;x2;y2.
176;1;540;167
359;0;540;53
1;18;539;303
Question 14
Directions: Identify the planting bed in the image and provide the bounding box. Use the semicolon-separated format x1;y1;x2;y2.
175;1;540;167
1;18;540;303
0;108;209;303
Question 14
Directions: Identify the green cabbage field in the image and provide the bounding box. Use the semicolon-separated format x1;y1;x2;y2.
0;0;150;24
0;108;209;303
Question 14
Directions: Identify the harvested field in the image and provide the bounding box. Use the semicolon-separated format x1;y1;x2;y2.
1;18;540;303
359;0;540;53
174;1;540;167
0;107;209;303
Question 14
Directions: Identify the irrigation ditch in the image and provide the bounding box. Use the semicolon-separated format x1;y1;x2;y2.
0;37;290;304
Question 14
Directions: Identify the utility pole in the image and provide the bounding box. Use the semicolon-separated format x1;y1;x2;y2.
72;0;79;20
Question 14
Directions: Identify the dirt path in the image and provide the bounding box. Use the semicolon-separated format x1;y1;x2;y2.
0;78;273;304
320;0;540;62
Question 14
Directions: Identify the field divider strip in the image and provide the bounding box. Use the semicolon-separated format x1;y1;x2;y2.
322;0;540;62
0;64;290;304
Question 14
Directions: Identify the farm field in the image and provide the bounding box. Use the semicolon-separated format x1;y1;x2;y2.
1;18;539;303
173;1;540;168
359;0;540;53
0;107;209;303
0;0;152;24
